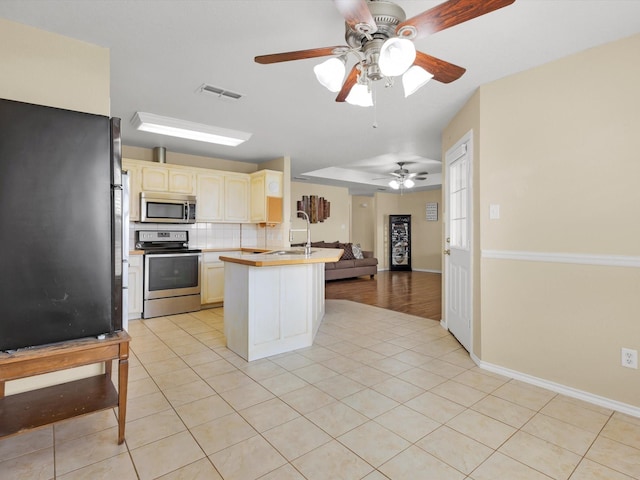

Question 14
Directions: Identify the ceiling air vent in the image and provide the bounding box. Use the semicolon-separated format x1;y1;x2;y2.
197;83;244;101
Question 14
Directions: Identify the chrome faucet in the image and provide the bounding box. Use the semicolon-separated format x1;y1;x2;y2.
291;210;311;255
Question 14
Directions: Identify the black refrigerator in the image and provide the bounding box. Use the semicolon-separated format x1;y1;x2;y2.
0;98;123;351
389;214;411;271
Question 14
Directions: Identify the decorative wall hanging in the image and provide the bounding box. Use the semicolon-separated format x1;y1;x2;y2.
297;195;330;223
426;202;438;221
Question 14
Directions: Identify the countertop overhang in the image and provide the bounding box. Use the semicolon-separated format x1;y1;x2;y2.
219;248;343;267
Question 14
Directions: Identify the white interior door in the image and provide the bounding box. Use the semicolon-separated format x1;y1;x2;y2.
444;134;473;352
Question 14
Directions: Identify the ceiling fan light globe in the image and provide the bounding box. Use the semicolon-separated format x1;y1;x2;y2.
402;66;434;97
314;57;346;92
379;37;416;77
346;83;373;107
389;179;400;190
403;178;415;188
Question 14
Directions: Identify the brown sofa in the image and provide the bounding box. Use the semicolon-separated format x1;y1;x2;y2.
295;241;378;281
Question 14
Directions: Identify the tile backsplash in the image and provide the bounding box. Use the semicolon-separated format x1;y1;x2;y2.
129;222;284;250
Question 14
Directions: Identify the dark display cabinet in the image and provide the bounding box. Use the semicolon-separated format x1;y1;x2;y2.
389;214;411;271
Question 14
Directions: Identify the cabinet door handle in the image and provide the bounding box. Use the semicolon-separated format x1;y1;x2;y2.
443;249;451;255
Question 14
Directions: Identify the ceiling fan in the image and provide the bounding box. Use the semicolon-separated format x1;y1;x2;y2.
255;0;516;106
377;162;429;191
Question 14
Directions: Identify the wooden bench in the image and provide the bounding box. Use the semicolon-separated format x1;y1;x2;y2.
0;331;130;444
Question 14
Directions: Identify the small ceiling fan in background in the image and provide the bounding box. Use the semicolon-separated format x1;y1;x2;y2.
376;162;429;192
255;0;516;106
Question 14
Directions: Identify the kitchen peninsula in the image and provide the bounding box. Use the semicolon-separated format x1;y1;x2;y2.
219;248;342;361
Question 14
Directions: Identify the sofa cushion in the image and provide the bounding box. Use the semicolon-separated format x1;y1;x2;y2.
324;262;336;270
354;257;377;267
334;259;356;269
351;243;364;259
339;243;355;260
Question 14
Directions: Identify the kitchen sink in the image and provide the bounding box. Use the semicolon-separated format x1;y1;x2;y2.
263;249;313;256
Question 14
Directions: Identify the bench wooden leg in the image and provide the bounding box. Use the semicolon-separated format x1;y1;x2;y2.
117;342;129;444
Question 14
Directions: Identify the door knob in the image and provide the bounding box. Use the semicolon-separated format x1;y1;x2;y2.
443;249;451;255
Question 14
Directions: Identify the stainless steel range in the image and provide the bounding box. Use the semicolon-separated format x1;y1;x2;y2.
136;231;201;319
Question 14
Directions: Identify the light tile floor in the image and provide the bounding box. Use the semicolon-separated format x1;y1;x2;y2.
1;300;639;479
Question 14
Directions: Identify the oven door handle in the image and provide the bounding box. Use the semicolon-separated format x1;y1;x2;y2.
146;252;201;258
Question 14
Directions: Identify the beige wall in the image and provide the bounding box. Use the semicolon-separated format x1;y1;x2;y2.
290;182;351;244
122;145;259;173
351;195;375;252
445;33;640;408
0;18;110;115
1;19;111;394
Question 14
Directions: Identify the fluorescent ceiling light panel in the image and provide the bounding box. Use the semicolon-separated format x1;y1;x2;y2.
131;112;252;147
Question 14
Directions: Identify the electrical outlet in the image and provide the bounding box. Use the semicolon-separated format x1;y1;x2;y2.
621;348;638;369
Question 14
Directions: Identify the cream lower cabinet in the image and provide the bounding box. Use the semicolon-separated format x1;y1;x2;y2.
128;255;143;320
201;252;234;305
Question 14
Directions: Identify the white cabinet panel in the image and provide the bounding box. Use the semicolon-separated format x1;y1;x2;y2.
128;255;143;319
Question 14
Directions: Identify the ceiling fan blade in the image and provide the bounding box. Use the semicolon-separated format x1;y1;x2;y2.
335;65;359;102
414;51;466;84
333;0;377;34
255;46;346;64
398;0;515;40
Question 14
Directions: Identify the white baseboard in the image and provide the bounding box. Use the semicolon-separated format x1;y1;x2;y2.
412;268;442;274
376;267;442;274
470;353;640;418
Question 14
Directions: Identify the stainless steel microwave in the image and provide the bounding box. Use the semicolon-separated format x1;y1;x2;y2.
140;192;196;223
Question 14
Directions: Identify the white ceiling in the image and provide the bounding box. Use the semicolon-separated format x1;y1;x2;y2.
2;1;639;195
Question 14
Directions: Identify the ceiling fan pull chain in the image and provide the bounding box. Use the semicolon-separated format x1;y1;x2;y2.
372;85;378;128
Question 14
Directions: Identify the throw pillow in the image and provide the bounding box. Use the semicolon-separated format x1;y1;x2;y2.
351;243;364;259
340;242;355;260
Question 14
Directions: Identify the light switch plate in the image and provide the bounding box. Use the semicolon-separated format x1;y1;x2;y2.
489;204;500;220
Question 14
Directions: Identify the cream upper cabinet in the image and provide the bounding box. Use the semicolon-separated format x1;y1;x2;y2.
168;169;195;194
224;174;250;222
197;173;224;222
122;159;141;221
250;170;283;223
250;173;266;222
140;165;169;192
138;163;195;195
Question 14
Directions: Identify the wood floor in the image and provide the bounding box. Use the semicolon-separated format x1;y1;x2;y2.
325;271;442;321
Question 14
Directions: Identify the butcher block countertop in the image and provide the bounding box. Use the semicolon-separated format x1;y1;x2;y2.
219;248;343;267
129;247;271;256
